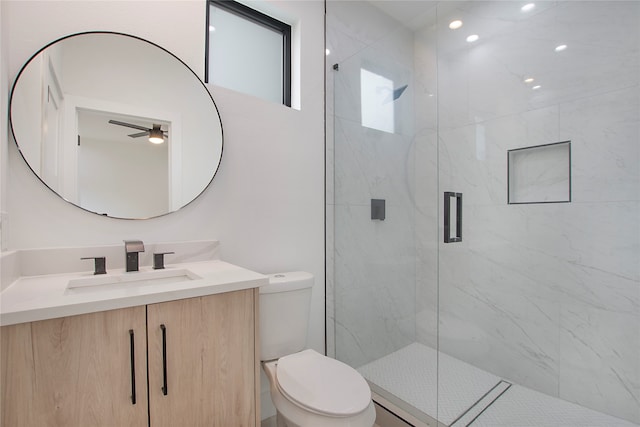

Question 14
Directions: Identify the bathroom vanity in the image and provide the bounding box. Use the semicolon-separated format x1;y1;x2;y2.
2;30;265;426
0;242;267;427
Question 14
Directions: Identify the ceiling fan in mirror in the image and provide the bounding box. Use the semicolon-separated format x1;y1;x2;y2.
9;32;223;219
108;119;167;144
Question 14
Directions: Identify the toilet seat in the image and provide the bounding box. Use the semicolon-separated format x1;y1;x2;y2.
275;349;371;417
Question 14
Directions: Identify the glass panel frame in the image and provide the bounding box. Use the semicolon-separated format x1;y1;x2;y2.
206;0;291;107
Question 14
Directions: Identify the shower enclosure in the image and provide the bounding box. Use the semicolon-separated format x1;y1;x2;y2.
326;1;639;426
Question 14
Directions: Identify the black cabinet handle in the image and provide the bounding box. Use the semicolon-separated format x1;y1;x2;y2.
444;192;463;243
161;324;168;395
129;329;136;405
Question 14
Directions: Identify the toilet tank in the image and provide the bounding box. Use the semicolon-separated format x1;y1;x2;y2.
260;272;313;361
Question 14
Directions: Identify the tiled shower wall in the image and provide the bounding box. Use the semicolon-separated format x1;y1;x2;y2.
430;2;639;423
327;1;421;369
328;1;639;424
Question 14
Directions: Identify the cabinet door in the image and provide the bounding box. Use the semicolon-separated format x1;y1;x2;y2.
1;306;148;427
148;289;257;427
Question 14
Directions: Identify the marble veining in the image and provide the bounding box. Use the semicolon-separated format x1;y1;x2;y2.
328;1;639;424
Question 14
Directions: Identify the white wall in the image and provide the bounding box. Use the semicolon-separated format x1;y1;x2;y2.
78;136;169;218
0;0;7;248
1;1;325;419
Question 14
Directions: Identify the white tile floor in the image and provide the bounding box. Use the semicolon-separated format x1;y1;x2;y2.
359;343;501;426
358;342;639;427
471;385;639;427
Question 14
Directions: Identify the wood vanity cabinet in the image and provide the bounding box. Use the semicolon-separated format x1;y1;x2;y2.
1;306;148;426
148;288;258;427
0;289;259;427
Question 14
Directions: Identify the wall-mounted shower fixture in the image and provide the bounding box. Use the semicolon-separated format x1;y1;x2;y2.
392;84;408;100
383;84;408;104
371;199;385;220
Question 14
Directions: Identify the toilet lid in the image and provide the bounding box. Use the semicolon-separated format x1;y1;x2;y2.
276;349;371;416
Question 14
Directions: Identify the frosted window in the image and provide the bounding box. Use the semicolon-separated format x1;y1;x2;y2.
361;68;395;133
208;2;289;105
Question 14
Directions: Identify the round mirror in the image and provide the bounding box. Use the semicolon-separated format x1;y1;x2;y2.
9;32;223;219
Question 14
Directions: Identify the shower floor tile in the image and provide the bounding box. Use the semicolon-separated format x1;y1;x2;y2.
357;342;639;427
357;342;503;425
472;384;639;427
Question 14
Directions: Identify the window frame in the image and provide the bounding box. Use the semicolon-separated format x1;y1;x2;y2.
206;0;292;107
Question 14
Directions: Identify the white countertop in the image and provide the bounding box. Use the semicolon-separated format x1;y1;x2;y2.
1;260;268;326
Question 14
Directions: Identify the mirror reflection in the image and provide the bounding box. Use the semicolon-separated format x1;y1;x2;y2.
10;32;223;219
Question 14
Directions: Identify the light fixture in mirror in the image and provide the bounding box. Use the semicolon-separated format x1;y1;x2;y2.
9;32;223;219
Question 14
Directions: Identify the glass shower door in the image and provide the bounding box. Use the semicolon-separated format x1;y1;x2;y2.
328;1;639;426
436;2;640;425
327;0;440;423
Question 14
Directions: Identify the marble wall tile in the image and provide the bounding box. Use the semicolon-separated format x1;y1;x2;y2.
334;203;416;367
559;303;640;423
413;128;439;349
438;125;508;207
438;204;563;395
432;9;640;419
327;1;406;63
334;117;415;208
333;42;415;136
328;0;420;369
559;87;640;204
437;199;639;418
412;24;438;131
329;1;639;423
436;2;640;130
325;22;368;66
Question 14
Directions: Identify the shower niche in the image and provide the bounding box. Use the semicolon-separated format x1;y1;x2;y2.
508;141;571;204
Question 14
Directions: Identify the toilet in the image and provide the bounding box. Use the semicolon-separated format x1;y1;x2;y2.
260;272;376;427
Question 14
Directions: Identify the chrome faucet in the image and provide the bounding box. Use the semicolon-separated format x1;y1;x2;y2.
124;240;145;272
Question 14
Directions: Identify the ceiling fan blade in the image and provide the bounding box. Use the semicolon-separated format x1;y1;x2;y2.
108;119;150;132
128;131;150;138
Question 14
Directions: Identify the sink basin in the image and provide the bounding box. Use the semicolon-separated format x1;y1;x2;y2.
66;268;202;293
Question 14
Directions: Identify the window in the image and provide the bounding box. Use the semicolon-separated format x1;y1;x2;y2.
360;68;395;134
206;0;291;106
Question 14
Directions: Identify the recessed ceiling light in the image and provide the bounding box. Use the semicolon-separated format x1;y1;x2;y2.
532;85;541;90
524;77;534;83
325;48;331;56
555;44;568;52
521;3;535;12
449;20;463;30
466;34;479;43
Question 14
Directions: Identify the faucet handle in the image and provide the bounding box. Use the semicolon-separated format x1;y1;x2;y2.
153;252;175;270
124;240;145;253
81;257;107;275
